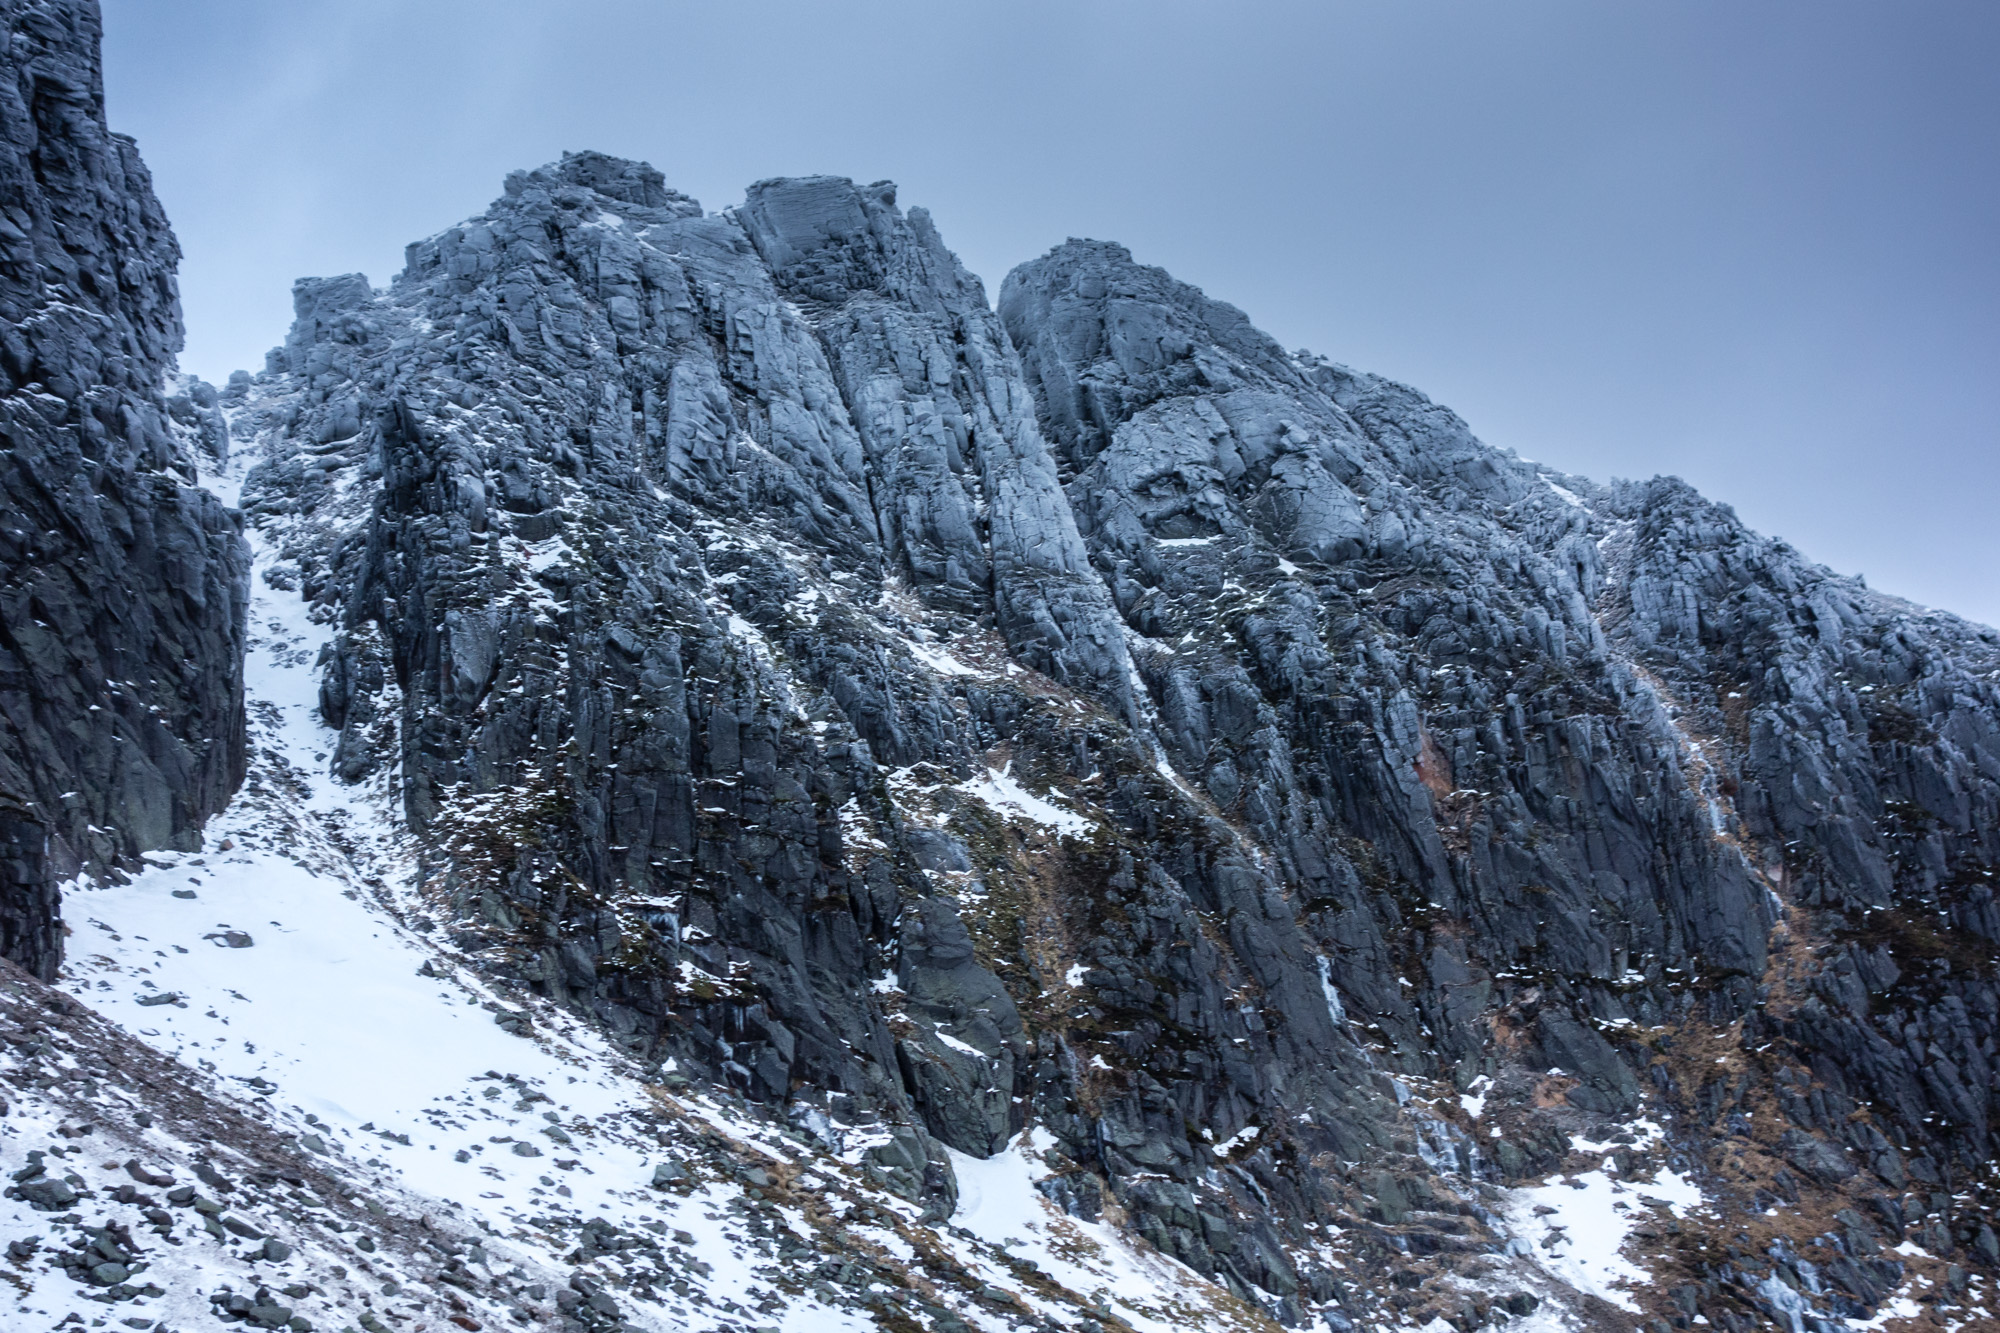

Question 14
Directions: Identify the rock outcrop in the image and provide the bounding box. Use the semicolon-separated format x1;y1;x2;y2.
12;2;2000;1326
1003;243;2000;1322
216;153;2000;1328
0;0;248;977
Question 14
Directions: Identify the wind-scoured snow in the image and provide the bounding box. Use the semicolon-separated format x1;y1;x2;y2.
944;1131;1262;1333
1499;1127;1707;1314
955;765;1095;837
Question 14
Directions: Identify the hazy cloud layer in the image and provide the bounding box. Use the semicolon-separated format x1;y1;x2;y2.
100;0;1999;625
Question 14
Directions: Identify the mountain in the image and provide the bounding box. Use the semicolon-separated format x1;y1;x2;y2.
0;0;247;978
2;6;1998;1333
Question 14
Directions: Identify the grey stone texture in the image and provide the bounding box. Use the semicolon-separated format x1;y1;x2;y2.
14;11;1999;1323
0;21;1973;1301
0;0;247;977
218;153;2000;1316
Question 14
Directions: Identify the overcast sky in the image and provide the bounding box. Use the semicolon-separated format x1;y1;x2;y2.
100;1;1999;626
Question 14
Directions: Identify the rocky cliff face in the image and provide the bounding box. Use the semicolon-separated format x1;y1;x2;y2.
1000;245;2000;1319
204;151;2000;1330
9;2;1998;1328
0;0;249;977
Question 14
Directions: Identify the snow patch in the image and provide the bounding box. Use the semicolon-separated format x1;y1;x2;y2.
946;1132;1253;1333
1501;1162;1706;1312
957;764;1094;837
900;636;979;677
1212;1125;1259;1154
932;1030;988;1060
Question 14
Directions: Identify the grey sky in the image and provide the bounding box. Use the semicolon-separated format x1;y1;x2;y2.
100;1;2000;626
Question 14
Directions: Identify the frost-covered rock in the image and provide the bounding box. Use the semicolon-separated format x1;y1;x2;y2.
8;5;2000;1326
0;0;247;977
190;146;2000;1326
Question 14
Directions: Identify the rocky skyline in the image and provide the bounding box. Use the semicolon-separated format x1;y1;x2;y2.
2;4;1997;1332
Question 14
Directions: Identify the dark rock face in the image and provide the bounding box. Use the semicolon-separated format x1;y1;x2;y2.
1597;476;2000;1166
1002;242;2000;1315
226;156;2000;1324
9;7;1994;1322
0;0;249;976
0;793;52;973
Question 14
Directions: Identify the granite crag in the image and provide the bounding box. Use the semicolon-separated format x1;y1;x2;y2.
0;0;247;978
5;8;1997;1322
212;152;2000;1329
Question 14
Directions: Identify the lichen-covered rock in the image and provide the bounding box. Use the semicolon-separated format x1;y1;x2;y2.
0;0;248;977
